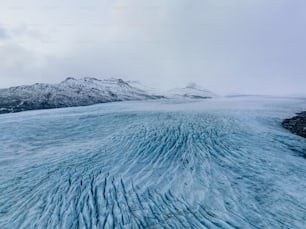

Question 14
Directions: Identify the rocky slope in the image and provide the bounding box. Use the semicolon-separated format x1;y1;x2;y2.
167;83;217;99
282;111;306;138
0;77;162;114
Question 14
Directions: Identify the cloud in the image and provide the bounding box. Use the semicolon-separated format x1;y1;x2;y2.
0;26;9;40
11;24;41;39
0;0;305;95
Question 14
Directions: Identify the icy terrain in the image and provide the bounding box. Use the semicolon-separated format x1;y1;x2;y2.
0;97;306;228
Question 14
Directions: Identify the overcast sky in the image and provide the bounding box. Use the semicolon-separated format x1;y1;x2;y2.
0;0;305;95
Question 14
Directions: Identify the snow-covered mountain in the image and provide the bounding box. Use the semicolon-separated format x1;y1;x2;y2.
0;78;217;114
128;81;217;99
167;83;217;99
127;80;164;96
0;77;162;114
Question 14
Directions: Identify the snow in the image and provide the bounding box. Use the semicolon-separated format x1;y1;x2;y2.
166;83;217;99
127;80;164;96
128;81;218;99
0;77;162;113
0;78;218;114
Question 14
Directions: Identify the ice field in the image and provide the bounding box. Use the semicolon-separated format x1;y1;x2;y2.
0;97;306;228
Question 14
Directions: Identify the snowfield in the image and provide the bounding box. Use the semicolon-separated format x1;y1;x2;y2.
0;97;306;228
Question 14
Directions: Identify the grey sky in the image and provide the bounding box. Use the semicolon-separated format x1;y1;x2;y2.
0;0;305;95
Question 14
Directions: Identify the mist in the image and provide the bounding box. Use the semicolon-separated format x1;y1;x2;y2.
0;0;305;95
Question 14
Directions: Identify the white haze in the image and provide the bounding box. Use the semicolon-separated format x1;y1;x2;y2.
0;0;305;96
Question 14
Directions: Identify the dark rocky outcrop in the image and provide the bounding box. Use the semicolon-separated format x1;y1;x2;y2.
282;112;306;138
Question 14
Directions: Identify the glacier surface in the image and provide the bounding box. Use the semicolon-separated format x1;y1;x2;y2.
0;97;306;229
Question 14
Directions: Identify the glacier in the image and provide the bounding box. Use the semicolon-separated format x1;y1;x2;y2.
0;96;306;229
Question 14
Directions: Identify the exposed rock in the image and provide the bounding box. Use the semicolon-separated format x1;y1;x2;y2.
166;83;217;99
282;112;306;138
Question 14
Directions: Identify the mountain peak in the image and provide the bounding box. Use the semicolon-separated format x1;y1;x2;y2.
64;77;76;82
0;78;217;114
0;77;161;114
167;84;217;99
186;83;199;89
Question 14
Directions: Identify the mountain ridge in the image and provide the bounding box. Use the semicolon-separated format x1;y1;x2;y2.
0;77;162;114
0;77;216;114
